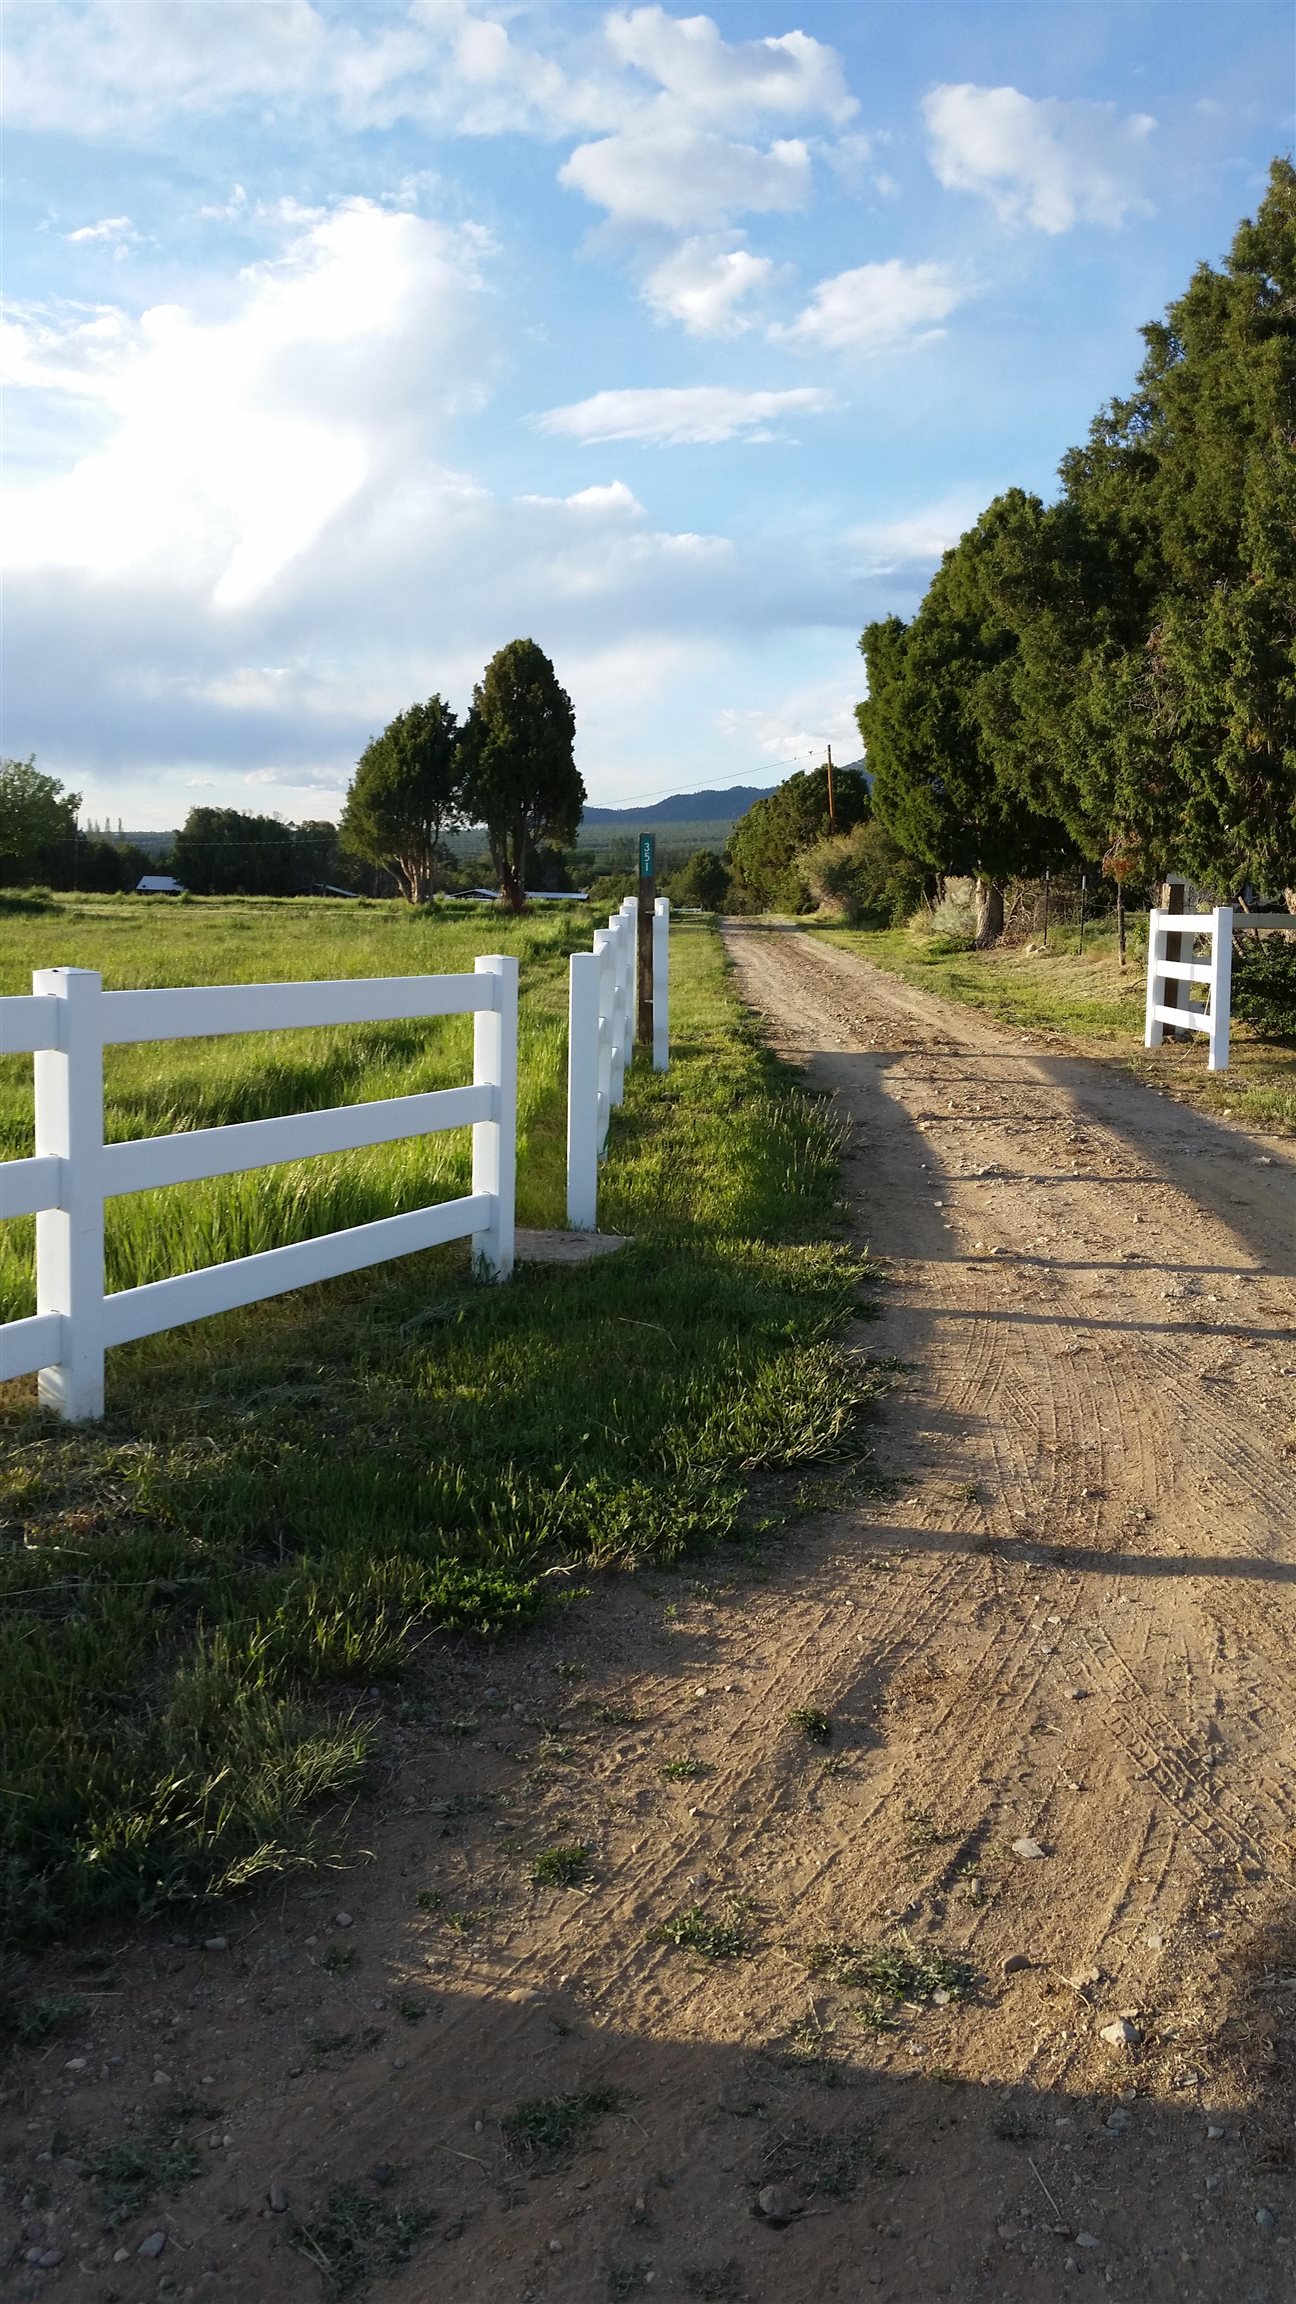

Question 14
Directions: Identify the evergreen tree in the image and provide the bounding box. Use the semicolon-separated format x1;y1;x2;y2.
340;697;462;904
858;537;1072;945
460;641;582;912
727;764;870;910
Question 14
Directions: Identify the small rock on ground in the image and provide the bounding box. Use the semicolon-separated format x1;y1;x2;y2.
756;2185;805;2226
1099;2018;1139;2048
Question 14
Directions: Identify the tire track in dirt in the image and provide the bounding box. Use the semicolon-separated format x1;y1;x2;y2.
722;922;1296;2067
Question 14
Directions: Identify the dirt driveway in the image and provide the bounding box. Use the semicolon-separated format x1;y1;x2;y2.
5;924;1296;2304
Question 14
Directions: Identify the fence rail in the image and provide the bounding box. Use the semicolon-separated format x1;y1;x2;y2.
567;897;669;1230
0;956;517;1419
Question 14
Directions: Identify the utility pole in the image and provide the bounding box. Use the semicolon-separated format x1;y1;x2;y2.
825;744;836;833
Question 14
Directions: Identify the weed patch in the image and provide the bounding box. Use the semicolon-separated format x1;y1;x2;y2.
292;2179;436;2295
788;1707;832;1745
502;2088;622;2169
808;1935;975;2021
89;2125;203;2225
0;1990;83;2047
654;1902;754;1961
532;1843;593;1887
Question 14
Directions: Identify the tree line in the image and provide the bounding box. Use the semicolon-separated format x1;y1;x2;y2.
855;157;1296;946
1;640;584;908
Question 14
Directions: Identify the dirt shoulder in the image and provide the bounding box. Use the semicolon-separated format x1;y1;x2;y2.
4;924;1296;2304
808;918;1296;1138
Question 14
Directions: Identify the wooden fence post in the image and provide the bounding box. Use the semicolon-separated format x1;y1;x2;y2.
34;967;106;1420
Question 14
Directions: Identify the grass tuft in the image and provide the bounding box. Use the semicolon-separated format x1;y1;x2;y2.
532;1842;593;1888
788;1706;832;1745
292;2179;437;2295
808;1934;975;2021
502;2087;622;2168
89;2125;204;2225
653;1902;754;1961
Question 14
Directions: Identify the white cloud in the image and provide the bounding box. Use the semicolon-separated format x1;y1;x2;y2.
64;214;139;254
244;764;346;792
2;1;851;151
774;259;965;353
847;495;985;570
641;235;774;333
560;126;811;230
518;480;647;516
604;8;855;129
3;198;494;609
923;83;1156;233
537;385;834;447
4;1;334;135
717;680;859;768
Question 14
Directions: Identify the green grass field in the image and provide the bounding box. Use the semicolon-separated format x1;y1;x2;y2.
811;917;1296;1134
0;896;876;1951
0;894;593;1321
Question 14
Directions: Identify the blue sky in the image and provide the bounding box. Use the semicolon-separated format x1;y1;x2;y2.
3;1;1291;828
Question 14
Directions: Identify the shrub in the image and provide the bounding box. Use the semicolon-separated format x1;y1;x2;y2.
918;878;978;949
669;849;730;910
1232;932;1296;1042
799;820;928;927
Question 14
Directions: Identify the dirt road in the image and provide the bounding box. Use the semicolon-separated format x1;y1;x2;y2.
6;925;1296;2304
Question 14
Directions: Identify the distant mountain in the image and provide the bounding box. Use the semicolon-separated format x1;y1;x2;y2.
579;783;780;828
580;766;869;829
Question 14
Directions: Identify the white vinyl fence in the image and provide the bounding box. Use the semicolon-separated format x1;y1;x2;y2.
1144;905;1233;1070
1145;903;1296;1072
567;896;669;1230
0;956;517;1421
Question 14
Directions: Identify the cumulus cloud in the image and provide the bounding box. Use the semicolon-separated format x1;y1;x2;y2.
923;83;1156;232
4;198;494;610
558;11;853;231
604;8;855;129
536;385;834;447
641;235;774;332
774;259;965;354
560;126;811;231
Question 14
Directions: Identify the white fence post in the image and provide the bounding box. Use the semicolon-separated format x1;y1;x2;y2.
652;897;670;1072
593;930;614;1152
608;915;629;1105
471;953;517;1279
1144;908;1165;1049
35;967;106;1420
567;950;601;1229
1208;905;1232;1072
620;898;638;1073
